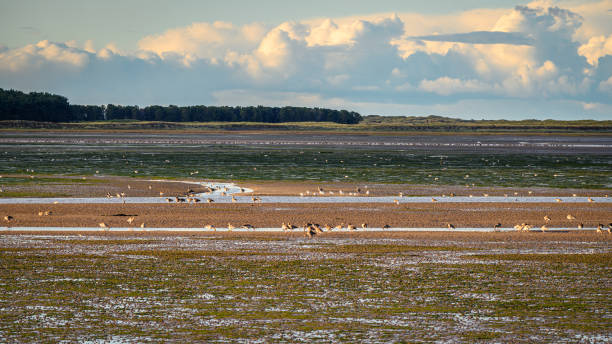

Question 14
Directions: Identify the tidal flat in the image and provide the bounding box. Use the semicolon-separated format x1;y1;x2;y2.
0;233;610;343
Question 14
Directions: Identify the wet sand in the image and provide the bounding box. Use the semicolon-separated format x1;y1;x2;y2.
0;175;209;197
2;174;609;198
1;202;610;229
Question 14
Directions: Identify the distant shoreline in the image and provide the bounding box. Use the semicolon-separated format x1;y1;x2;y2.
1;119;611;135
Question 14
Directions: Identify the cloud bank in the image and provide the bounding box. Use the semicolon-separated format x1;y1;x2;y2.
1;1;611;119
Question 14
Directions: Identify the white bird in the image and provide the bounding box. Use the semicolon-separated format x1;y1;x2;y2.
566;214;576;220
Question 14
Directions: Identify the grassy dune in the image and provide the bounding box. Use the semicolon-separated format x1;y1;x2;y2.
2;115;612;133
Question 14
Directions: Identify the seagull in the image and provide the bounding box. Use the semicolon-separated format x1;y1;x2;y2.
544;215;551;222
3;215;13;222
447;223;455;230
347;224;356;231
241;224;255;230
98;222;109;231
361;223;368;229
596;224;603;233
494;223;502;231
578;223;584;229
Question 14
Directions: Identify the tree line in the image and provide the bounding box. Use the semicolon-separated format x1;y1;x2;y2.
0;88;362;124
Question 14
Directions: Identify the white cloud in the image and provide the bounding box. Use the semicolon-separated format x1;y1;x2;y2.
0;2;611;119
599;75;612;93
579;34;612;66
137;21;267;64
0;40;89;72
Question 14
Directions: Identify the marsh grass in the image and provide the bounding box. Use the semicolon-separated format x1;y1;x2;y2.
470;252;612;266
309;243;474;254
0;236;610;342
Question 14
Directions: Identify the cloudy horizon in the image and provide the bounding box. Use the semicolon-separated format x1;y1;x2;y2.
1;0;611;120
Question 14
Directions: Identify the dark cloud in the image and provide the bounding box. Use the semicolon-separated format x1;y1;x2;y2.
413;31;534;45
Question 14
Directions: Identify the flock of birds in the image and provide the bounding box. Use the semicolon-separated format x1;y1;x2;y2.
2;182;611;234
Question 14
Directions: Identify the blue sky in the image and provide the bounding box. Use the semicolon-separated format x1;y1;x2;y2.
1;0;611;119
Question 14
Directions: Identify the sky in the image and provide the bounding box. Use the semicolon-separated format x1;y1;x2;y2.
1;0;611;120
